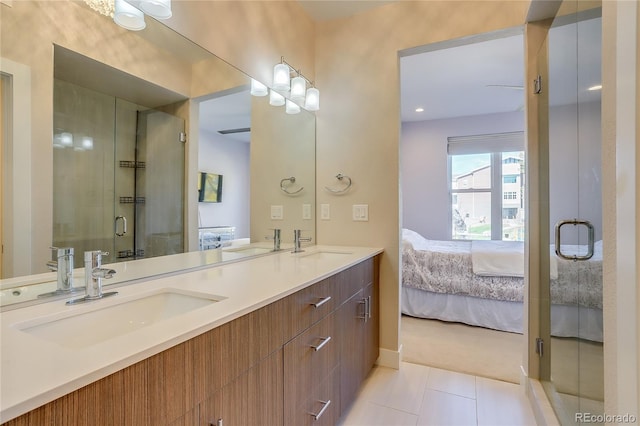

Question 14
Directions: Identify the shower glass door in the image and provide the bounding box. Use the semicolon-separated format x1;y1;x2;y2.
544;3;603;423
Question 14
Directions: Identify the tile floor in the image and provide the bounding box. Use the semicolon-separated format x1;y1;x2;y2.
338;361;537;426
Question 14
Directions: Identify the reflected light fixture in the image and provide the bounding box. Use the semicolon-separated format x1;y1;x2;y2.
250;79;268;97
114;0;146;31
82;137;95;150
588;84;602;91
138;0;172;19
285;99;301;115
269;89;285;107
415;107;424;112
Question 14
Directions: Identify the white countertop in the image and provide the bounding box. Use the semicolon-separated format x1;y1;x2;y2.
0;245;382;422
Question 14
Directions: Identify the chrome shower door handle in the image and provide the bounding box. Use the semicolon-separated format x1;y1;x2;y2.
554;219;595;261
115;215;127;237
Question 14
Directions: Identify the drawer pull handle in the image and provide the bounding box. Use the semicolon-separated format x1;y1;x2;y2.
311;296;331;308
310;399;331;420
310;336;332;352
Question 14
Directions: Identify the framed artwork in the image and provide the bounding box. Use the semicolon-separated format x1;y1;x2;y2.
198;172;223;203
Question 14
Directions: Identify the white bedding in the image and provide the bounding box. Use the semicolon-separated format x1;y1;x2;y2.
470;240;524;277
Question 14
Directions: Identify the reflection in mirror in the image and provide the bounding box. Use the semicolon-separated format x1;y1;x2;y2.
0;1;315;308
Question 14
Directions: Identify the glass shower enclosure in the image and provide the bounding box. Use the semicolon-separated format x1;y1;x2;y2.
53;79;185;268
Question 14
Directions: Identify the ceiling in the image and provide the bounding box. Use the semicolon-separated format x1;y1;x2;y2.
201;4;601;141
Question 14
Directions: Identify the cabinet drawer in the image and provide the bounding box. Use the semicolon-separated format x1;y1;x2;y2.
282;274;339;342
285;366;340;426
284;312;339;411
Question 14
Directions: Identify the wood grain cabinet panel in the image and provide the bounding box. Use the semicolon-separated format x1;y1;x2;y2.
2;256;380;426
199;350;283;426
2;371;125;426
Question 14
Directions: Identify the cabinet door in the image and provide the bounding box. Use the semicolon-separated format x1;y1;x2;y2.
339;289;366;412
200;350;283;426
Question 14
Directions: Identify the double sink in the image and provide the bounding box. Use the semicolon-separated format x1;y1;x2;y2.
13;249;353;349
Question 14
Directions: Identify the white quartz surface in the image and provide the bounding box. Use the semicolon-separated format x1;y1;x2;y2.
0;245;382;422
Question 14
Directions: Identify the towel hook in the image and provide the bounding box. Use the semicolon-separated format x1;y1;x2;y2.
280;177;304;195
324;173;352;194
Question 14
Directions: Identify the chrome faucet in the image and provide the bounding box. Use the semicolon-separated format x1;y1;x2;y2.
292;229;312;253
39;247;79;297
66;250;117;305
266;228;282;251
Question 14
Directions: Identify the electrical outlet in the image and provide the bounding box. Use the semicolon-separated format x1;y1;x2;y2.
352;204;369;221
302;204;312;220
321;204;330;220
270;205;283;220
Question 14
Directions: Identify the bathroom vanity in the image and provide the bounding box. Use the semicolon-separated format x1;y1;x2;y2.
0;246;382;425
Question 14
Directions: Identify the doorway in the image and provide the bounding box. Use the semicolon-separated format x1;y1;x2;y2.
399;28;526;382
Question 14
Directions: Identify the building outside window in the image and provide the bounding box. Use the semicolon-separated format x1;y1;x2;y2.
448;132;525;241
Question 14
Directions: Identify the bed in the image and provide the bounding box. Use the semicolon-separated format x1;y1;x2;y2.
401;228;603;342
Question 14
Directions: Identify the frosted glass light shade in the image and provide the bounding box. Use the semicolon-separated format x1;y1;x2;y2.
269;90;285;106
114;0;146;31
250;79;268;97
273;63;290;91
304;87;320;111
290;76;306;102
139;0;172;19
285;99;300;115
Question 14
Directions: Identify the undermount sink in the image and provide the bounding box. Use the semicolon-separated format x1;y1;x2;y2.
297;250;353;260
17;289;224;349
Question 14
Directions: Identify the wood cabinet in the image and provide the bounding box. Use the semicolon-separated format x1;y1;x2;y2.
2;255;380;426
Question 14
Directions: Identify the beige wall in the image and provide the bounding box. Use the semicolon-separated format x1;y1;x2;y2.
313;1;529;363
602;0;640;418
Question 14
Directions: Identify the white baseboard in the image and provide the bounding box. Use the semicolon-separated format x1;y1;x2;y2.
376;344;403;369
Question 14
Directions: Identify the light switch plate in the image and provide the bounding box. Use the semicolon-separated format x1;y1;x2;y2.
321;204;330;220
302;204;312;220
270;205;283;220
352;204;369;221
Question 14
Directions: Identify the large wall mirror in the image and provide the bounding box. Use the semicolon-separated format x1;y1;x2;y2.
0;1;315;307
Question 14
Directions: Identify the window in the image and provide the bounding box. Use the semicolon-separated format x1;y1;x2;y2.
448;132;525;241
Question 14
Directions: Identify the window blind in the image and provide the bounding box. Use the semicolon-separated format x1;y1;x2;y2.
447;131;524;155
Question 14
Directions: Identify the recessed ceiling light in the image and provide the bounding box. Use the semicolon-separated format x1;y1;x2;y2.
415;107;424;112
588;84;602;91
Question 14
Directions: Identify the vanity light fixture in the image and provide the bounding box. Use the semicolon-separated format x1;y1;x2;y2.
114;0;146;31
285;99;301;115
250;79;269;97
290;75;306;102
273;62;291;91
304;87;320;111
269;57;320;112
269;89;285;106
